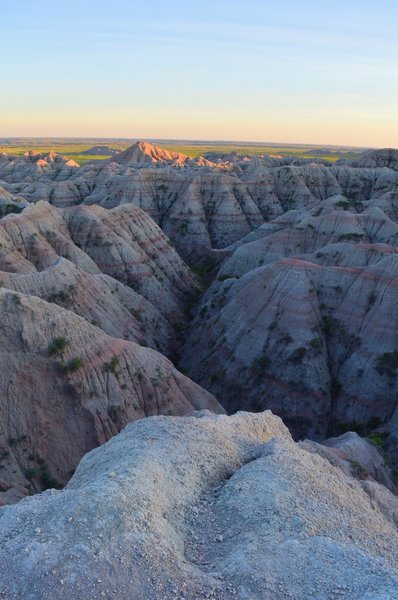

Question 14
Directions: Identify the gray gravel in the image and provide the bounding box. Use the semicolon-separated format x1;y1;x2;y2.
0;410;397;599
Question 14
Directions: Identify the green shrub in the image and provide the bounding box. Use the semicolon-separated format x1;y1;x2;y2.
48;336;68;356
69;358;83;371
335;200;351;209
367;292;377;307
8;435;26;445
322;317;360;350
59;357;83;374
104;356;120;375
322;315;340;334
310;337;322;351
217;274;232;282
338;232;364;241
280;334;293;344
367;433;388;448
39;464;60;490
250;355;270;379
131;309;143;322
289;347;307;362
24;468;36;480
376;351;398;378
108;405;122;422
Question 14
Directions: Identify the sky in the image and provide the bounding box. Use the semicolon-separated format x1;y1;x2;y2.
1;0;397;147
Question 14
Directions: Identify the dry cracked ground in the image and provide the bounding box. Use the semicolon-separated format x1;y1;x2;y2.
0;143;397;599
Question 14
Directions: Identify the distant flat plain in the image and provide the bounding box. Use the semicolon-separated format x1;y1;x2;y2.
0;138;368;165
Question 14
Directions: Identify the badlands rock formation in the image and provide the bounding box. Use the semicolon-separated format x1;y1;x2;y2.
0;150;79;183
0;200;197;352
301;431;397;493
0;184;29;217
180;196;398;440
1;143;397;261
0;142;397;498
0;142;397;598
0;142;398;450
0;288;221;505
0;199;220;504
114;140;192;166
348;148;398;170
0;411;397;600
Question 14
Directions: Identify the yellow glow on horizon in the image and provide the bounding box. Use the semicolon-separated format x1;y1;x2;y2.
2;107;397;148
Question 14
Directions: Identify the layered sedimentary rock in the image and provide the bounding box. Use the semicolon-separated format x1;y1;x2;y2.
0;289;221;505
0;411;397;600
2;144;397;261
180;197;398;439
346;148;398;171
114;140;192;166
0;199;223;503
0;200;197;351
300;431;397;493
0;150;79;183
0;183;29;217
0;142;398;598
1;141;398;494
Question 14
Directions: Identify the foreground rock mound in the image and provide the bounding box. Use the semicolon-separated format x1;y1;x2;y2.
0;411;397;600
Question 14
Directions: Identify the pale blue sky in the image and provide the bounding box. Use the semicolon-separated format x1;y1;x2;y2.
1;0;397;146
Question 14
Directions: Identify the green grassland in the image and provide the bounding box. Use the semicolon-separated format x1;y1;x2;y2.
162;144;361;162
0;143;128;165
0;140;364;165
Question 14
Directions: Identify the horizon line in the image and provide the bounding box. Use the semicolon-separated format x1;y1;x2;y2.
0;136;378;150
